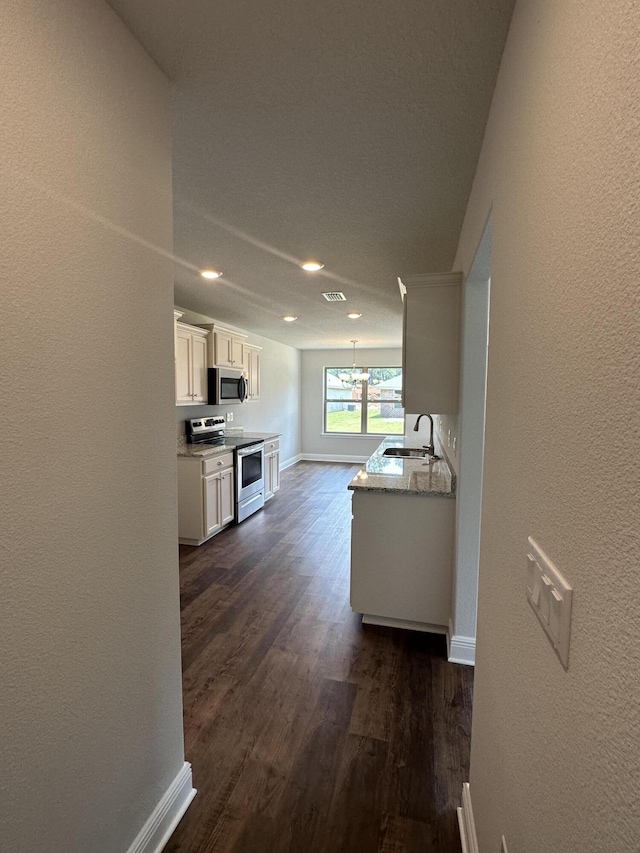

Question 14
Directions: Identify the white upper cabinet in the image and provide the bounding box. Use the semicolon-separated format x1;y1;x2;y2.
175;320;210;405
173;314;261;403
243;344;262;401
197;324;247;368
399;272;462;414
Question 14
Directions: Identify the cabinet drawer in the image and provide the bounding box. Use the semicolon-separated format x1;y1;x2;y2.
203;452;234;474
265;438;280;453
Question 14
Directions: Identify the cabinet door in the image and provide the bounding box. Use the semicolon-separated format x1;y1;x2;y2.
191;333;208;403
214;331;233;367
264;451;280;500
264;451;274;500
230;336;244;368
249;348;261;399
219;470;235;526
402;273;461;414
175;327;193;403
242;347;251;384
244;346;254;398
271;451;280;494
204;473;221;536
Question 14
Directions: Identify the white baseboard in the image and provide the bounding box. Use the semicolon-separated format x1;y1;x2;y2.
362;614;448;634
126;762;196;853
457;782;479;853
300;453;368;463
280;453;302;470
447;619;476;666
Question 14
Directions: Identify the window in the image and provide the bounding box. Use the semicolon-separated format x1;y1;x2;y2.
324;367;404;435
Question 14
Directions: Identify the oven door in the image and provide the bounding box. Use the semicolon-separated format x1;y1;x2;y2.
236;441;265;504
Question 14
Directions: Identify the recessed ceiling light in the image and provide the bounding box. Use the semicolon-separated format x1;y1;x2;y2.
200;269;222;279
283;315;297;322
347;312;362;319
300;260;324;272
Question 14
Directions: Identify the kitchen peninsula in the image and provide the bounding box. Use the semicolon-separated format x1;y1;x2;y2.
348;436;456;633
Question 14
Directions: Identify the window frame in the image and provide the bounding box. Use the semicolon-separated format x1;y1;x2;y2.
323;366;404;436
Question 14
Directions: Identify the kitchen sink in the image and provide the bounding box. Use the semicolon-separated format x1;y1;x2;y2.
382;447;430;458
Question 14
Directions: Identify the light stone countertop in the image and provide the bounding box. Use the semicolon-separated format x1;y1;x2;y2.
347;436;456;498
177;431;282;459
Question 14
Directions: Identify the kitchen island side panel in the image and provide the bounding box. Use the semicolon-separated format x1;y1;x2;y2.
350;490;454;627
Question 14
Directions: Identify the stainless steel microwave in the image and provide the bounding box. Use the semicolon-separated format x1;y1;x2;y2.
207;367;248;405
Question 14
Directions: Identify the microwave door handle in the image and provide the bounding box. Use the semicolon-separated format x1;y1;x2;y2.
240;375;248;402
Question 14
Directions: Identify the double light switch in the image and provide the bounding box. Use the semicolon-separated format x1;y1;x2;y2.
526;536;573;669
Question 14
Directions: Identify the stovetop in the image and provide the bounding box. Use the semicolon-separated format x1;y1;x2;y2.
185;416;264;450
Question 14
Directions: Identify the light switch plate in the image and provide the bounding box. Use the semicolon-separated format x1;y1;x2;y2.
526;536;573;669
226;412;233;422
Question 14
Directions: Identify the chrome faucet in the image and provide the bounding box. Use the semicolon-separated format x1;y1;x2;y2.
413;413;440;458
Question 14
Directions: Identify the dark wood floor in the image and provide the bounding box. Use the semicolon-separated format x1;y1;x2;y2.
166;461;473;853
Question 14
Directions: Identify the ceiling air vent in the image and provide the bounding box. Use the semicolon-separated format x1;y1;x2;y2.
322;291;346;302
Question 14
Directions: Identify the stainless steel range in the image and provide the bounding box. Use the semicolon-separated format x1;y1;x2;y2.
186;416;265;523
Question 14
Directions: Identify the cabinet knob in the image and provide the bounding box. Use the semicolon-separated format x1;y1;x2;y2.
217;460;223;465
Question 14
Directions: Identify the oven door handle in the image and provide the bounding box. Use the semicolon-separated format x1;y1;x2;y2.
236;442;264;457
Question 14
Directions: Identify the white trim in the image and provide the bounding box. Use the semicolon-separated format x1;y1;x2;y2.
398;271;463;290
362;614;448;634
301;453;369;463
280;453;302;470
126;762;196;853
447;619;476;666
457;782;479;853
320;432;402;440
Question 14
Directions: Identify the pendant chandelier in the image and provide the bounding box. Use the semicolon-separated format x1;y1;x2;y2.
338;340;370;387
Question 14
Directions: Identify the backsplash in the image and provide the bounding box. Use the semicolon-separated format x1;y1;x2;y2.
435;414;459;476
404;413;459;476
433;415;460;475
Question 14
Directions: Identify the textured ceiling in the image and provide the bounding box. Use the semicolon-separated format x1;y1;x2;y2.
108;0;514;348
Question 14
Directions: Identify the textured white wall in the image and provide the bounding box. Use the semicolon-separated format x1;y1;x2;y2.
454;1;640;850
0;2;185;852
300;348;402;458
174;309;302;467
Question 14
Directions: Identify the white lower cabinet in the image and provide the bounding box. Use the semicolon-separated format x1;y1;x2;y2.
178;452;235;545
350;489;454;629
264;438;280;500
205;468;234;536
220;470;234;525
